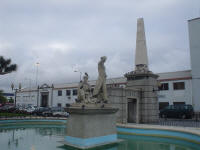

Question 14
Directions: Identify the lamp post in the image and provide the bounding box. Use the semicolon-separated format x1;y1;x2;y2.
11;83;20;107
25;78;32;101
35;62;40;87
74;70;82;81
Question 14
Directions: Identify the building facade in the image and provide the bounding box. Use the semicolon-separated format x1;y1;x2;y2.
15;70;194;110
188;17;200;112
15;17;200;113
15;78;127;108
157;70;192;110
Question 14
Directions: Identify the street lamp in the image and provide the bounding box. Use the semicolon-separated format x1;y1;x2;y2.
25;78;33;101
35;62;40;87
11;83;20;107
74;70;82;81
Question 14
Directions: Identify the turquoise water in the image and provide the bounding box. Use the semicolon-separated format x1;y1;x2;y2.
0;125;199;150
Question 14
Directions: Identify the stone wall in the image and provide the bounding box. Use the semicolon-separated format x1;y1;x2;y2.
126;75;159;123
107;88;141;124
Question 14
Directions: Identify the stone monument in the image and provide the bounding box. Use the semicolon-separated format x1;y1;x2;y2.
125;18;159;123
63;57;119;149
77;72;92;103
93;56;108;103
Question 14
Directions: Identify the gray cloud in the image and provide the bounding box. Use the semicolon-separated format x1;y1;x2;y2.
0;0;199;92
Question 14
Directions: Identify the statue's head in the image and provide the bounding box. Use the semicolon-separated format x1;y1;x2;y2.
101;56;107;62
83;73;89;82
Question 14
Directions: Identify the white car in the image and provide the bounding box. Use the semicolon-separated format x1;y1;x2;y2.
25;106;36;113
51;107;69;117
53;111;69;117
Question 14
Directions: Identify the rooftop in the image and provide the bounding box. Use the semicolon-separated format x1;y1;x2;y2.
188;17;200;22
19;70;192;92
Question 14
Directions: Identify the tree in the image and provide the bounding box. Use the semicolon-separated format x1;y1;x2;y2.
0;56;17;75
0;90;7;104
8;97;14;103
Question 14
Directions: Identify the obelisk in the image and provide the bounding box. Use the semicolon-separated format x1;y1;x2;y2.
135;18;148;71
125;18;159;123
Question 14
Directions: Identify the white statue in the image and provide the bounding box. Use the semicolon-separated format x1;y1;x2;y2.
77;73;92;103
93;56;108;103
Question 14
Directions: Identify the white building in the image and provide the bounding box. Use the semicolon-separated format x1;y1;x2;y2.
188;17;200;112
16;71;193;110
15;78;127;108
15;17;200;112
157;70;192;110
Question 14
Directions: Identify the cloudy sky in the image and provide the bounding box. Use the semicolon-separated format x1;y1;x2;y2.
0;0;199;92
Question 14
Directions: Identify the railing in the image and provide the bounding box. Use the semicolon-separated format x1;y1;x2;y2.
194;112;200;121
149;117;200;128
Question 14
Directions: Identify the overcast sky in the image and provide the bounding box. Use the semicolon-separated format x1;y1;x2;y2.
0;0;199;92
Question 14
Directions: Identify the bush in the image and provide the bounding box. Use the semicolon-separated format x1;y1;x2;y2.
0;112;30;117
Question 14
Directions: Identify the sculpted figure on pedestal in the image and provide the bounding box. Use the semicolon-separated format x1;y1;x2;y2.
93;56;108;103
77;73;92;103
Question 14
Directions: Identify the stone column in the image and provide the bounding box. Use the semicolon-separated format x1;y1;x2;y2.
124;18;159;123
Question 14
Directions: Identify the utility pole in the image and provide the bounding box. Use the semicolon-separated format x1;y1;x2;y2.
36;62;40;87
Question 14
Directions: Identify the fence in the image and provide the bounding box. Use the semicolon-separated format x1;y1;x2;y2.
152;119;200;128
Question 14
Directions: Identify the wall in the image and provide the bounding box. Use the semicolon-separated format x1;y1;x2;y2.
107;87;141;124
16;85;78;107
188;18;200;112
52;88;76;107
158;79;193;105
16;91;38;106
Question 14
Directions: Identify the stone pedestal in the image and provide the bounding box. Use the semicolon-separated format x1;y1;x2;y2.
63;105;119;149
125;71;159;123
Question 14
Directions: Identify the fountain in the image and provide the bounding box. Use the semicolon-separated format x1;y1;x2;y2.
62;56;121;149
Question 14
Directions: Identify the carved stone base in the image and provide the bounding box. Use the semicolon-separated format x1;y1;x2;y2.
63;106;119;149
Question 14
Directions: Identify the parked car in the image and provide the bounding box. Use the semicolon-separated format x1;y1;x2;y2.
25;106;36;113
42;107;69;117
0;104;15;113
32;107;50;116
160;104;194;119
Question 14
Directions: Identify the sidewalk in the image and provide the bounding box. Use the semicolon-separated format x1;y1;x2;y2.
117;123;200;136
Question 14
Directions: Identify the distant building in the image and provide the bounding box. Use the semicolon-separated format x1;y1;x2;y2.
15;78;127;108
16;17;200;113
157;70;192;110
188;17;200;112
15;70;193;110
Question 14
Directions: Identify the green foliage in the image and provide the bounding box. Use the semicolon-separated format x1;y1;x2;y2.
0;56;17;75
0;112;29;117
9;97;14;103
0;90;7;104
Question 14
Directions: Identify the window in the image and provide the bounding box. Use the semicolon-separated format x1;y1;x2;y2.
66;103;70;107
159;83;169;91
58;90;62;96
173;82;185;90
66;90;71;96
173;102;185;106
73;89;77;96
159;102;169;110
91;88;94;94
57;103;62;107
